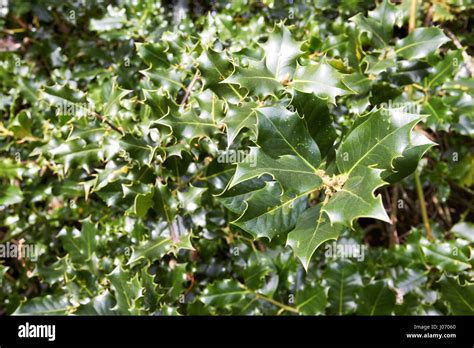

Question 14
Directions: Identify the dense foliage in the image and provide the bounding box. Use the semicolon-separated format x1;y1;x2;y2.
0;0;473;315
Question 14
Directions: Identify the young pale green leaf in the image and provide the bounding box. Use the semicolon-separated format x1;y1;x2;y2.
395;27;450;60
133;188;154;217
287;204;344;270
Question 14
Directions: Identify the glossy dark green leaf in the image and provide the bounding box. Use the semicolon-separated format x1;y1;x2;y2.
292;60;354;104
357;280;396;315
13;295;72;315
439;276;474;315
395;28;449;60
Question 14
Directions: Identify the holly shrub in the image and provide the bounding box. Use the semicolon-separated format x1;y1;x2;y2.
0;0;473;315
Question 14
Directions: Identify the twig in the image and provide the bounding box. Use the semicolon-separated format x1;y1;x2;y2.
252;291;299;314
389;185;400;246
443;27;474;78
409;0;432;241
423;4;433;27
408;0;417;34
179;70;200;108
414;169;433;241
91;111;124;135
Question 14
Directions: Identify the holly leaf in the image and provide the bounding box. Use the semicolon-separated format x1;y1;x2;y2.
13;295;73;315
384;130;435;183
200;279;249;308
101;78;132;118
197;48;245;103
323;166;390;226
438;276;474;315
136;42;170;68
292;60;354;104
157;107;219;142
287;204;344;270
325;261;362;315
0;185;23;206
256;107;321;168
222;102;258;147
127;236;173;265
424;50;463;89
291;90;336;156
351;0;400;48
421;241;472;273
395;27;450;60
357;280;396;315
229;147;321;195
324;107;426;226
48;138;102;174
42;84;87;105
260;24;302;80
223;59;282;98
295;283;327;315
133;189;154;217
232;182;308;240
57;220;98;264
451;222;474;243
227;105;322;192
107;266;142;314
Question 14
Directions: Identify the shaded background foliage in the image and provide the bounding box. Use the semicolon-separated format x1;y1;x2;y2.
0;0;473;315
